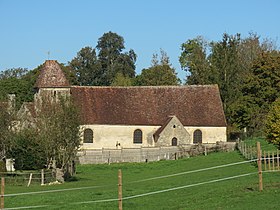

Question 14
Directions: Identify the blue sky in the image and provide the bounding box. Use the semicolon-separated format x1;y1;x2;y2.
0;0;279;81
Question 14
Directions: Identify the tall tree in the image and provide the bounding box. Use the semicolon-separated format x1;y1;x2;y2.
265;98;280;146
0;68;36;108
238;51;280;134
36;96;81;176
134;50;180;86
179;36;210;84
0;101;14;160
179;32;280;135
69;47;101;86
111;72;133;86
96;31;137;85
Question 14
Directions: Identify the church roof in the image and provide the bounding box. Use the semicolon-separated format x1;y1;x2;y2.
35;60;70;88
70;85;227;127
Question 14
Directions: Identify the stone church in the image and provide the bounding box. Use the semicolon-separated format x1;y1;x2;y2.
19;60;227;150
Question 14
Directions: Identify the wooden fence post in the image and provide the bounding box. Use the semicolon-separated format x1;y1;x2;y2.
27;173;33;187
264;151;267;171
268;151;271;171
277;150;280;171
272;152;275;171
118;169;122;210
1;177;4;210
257;142;263;192
41;169;44;185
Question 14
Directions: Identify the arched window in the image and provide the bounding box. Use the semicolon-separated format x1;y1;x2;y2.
172;137;178;146
193;129;202;144
84;128;93;143
133;129;142;144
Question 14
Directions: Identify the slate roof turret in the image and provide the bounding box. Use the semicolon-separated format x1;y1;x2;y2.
35;60;70;88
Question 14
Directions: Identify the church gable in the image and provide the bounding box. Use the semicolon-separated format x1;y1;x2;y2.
154;116;191;146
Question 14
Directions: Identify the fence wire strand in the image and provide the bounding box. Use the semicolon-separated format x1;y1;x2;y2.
5;171;257;210
5;159;257;198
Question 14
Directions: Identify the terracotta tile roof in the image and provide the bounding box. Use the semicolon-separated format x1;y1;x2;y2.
153;116;173;138
70;85;227;127
35;60;70;88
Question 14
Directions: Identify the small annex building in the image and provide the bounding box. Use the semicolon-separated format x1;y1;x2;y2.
19;60;227;150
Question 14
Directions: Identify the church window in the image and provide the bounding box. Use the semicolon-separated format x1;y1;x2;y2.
133;129;142;144
84;128;93;143
193;129;202;144
172;137;178;146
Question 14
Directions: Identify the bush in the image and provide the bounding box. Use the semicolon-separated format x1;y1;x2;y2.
7;129;46;170
0;160;6;173
265;98;280;147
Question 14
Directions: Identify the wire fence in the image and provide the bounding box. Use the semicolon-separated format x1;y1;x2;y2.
2;157;271;209
0;170;55;186
237;141;280;171
2;140;280;210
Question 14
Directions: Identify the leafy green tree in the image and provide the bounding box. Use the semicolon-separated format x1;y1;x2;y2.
69;46;101;86
0;68;36;108
179;33;280;136
36;96;81;176
8;128;45;170
209;34;243;111
265;98;280;146
0;68;28;79
111;72;133;86
179;36;210;84
134;50;180;86
239;51;280;134
96;31;137;85
0;102;14;160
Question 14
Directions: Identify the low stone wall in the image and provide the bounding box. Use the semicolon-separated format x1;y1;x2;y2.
77;142;236;164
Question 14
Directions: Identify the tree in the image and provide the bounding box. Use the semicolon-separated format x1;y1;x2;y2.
0;68;29;80
69;46;101;86
111;72;133;86
0;68;36;108
36;96;81;176
239;51;280;134
179;36;210;84
265;98;280;146
96;31;137;85
0;101;14;160
179;33;280;136
134;50;180;86
8;128;45;170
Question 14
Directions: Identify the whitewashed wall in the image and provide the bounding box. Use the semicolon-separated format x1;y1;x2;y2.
80;124;227;149
185;127;227;143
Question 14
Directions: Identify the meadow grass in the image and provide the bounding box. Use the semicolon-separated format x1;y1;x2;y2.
243;137;279;152
4;151;280;209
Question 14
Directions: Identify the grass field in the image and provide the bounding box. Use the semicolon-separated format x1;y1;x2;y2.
4;150;280;210
243;137;279;153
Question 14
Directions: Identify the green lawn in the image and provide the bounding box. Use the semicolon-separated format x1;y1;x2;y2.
4;151;280;209
243;137;279;153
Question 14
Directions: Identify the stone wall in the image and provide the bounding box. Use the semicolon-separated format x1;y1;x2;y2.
77;142;236;164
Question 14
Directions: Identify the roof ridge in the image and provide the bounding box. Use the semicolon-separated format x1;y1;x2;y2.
70;85;217;89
